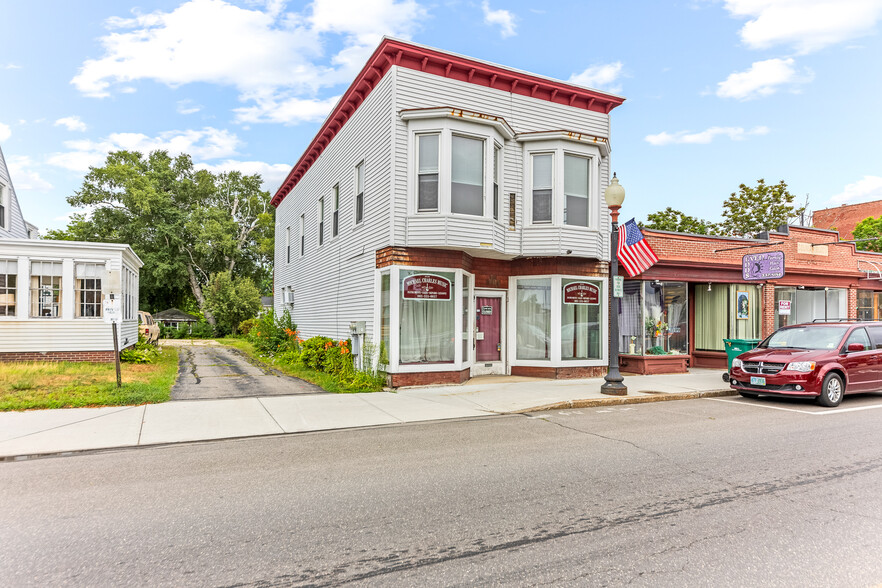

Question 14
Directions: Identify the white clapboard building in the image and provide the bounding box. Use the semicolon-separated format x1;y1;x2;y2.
273;38;624;386
0;145;142;361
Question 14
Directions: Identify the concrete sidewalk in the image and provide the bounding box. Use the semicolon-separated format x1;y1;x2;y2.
0;369;732;460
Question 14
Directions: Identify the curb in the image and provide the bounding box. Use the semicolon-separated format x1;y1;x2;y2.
507;388;736;414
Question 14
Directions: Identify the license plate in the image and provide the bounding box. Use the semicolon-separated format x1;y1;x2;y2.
750;376;766;386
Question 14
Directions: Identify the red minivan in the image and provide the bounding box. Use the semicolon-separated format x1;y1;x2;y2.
729;321;882;407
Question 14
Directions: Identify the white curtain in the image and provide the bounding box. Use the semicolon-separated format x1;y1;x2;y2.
399;271;456;363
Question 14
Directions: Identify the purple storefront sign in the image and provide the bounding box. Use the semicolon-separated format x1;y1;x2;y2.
742;251;785;281
402;274;452;300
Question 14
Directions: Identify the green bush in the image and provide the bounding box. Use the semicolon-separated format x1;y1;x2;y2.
121;334;161;364
299;336;334;371
190;320;216;339
248;310;298;355
239;318;258;336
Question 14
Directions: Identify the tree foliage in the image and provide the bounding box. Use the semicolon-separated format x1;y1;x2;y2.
852;216;882;253
643;207;717;235
719;179;805;237
203;271;262;336
45;150;274;322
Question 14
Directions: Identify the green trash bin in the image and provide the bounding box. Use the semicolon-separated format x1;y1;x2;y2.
723;338;761;371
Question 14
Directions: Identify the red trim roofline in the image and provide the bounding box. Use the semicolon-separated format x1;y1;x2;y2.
271;38;626;207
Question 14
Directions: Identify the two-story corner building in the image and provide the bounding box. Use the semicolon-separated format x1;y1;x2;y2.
0;145;143;362
272;39;625;387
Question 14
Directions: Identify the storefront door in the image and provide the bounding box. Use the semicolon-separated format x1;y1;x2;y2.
472;292;506;376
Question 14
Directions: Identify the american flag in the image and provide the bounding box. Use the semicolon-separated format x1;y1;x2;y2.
617;218;659;277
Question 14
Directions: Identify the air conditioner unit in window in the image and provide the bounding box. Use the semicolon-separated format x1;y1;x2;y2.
283;291;295;305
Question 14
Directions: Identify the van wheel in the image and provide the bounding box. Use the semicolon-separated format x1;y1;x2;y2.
817;373;843;407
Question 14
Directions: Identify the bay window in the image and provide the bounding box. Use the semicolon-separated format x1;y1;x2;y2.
516;278;551;360
564;154;589;227
561;279;601;360
531;154;553;224
451;135;484;216
403;108;512;220
418;134;439;212
399;270;456;364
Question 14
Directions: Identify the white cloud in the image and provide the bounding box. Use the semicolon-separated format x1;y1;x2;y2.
71;0;426;124
54;116;88;132
177;99;202;115
645;126;770;146
3;64;22;70
716;57;813;100
195;159;292;192
0;121;10;141
482;1;517;38
233;93;341;125
6;156;53;191
724;0;882;54
829;175;882;204
569;62;624;92
47;127;241;172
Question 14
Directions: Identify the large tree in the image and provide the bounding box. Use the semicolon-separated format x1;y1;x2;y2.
643;207;717;235
45;150;274;324
719;179;805;237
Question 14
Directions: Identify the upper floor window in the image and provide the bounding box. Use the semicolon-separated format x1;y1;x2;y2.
75;263;103;318
0;259;16;316
0;183;7;230
355;161;364;224
300;214;305;256
403;107;513;221
332;184;340;237
318;197;325;246
286;226;291;263
30;261;62;318
524;138;602;228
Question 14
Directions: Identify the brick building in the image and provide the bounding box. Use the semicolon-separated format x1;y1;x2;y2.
813;200;882;240
617;224;882;374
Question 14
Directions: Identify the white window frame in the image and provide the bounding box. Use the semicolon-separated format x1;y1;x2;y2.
318;196;325;246
405;116;508;221
75;262;104;319
523;139;602;228
0;182;7;231
29;260;63;319
355;161;365;225
0;258;17;318
508;274;609;368
332;184;340;238
299;214;305;257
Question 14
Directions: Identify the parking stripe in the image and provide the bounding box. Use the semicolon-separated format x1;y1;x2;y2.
706;397;882;415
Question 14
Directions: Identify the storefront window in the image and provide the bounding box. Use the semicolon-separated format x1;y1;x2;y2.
561;279;601;360
643;281;688;355
774;287;848;329
695;284;762;351
857;290;873;321
618;281;643;355
380;273;390;365
399;270;456;364
462;273;470;362
516;278;551;359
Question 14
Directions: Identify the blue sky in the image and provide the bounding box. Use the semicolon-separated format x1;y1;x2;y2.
2;0;881;233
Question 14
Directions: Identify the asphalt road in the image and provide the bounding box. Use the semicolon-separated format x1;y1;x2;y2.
2;394;882;587
171;344;324;400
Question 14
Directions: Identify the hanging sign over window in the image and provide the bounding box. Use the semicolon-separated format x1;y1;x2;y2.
778;300;792;316
743;251;785;280
563;282;600;305
402;274;452;300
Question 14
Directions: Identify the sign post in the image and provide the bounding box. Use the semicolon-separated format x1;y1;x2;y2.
104;294;123;388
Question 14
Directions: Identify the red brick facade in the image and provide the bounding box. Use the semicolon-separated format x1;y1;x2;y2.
389;368;471;387
813;200;882;241
0;350;117;363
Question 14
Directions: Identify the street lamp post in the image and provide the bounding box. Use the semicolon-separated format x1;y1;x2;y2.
601;173;627;396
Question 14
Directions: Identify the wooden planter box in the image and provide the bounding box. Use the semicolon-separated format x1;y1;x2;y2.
619;354;689;375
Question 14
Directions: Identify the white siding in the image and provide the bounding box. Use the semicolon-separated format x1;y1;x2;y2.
0;145;29;240
274;73;395;343
392;68;612;261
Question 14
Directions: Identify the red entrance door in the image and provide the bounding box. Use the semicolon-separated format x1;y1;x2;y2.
476;297;501;362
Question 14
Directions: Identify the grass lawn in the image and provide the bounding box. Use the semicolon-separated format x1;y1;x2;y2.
215;337;376;394
0;347;180;411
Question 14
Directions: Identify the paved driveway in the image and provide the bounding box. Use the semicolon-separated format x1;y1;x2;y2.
167;341;325;400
